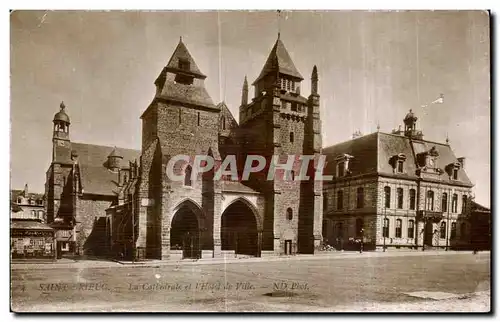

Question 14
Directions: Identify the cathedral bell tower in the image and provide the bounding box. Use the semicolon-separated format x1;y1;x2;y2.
52;101;71;161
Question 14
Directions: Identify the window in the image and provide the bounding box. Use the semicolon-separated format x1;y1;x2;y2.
383;218;389;238
184;165;192;186
460;222;466;239
323;194;328;210
291;103;297;112
287;208;293;220
355;218;364;237
178;109;182;124
395;219;402;238
281;78;286;90
452;194;458;213
397;160;404;173
384;186;391;208
337;190;343;210
31;210;36;218
441;193;448;212
61;242;69;251
426;190;434;211
221;116;226;130
337;162;345;177
397;188;404;209
197;112;200;126
440;222;446;239
462;195;468;213
451;222;457;239
356;187;364;208
17;197;22;203
290;171;295;181
178;59;190;70
290;132;294;143
409;189;416;210
408;220;415;238
453;168;458;180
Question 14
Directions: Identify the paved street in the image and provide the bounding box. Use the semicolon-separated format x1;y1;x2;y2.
11;252;490;312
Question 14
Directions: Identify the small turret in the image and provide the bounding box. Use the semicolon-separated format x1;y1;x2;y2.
241;76;248;107
107;147;123;171
311;65;318;96
53;101;70;141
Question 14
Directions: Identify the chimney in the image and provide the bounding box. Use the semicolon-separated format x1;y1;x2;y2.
23;183;28;196
457;157;465;168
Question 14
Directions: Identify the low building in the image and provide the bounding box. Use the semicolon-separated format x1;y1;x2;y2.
11;208;56;260
11;184;46;222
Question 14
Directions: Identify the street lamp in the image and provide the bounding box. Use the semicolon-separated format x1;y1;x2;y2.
359;228;364;253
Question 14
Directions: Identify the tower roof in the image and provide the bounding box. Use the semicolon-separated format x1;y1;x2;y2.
253;35;303;85
108;147;123;159
165;37;206;78
404;109;418;123
53;101;70;124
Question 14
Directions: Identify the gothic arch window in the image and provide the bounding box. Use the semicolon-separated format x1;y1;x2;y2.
184;165;192;187
221;116;226;130
290;131;294;143
287;208;293;220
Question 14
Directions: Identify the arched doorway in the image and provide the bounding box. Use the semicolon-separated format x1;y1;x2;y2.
221;199;260;256
170;203;201;259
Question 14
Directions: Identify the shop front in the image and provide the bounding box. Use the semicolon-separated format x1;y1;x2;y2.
11;219;56;260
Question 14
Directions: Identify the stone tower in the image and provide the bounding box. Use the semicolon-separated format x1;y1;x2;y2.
138;37;221;260
46;102;76;225
238;34;323;254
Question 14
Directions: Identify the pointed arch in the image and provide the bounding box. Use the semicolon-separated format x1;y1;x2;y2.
223;196;262;231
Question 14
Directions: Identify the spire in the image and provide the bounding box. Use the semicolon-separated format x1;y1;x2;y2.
446;132;450;144
23;183;28;197
165;38;206;78
311;65;318;95
241;76;248;106
253;36;303;85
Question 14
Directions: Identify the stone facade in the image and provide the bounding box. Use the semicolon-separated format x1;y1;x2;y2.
322;113;475;251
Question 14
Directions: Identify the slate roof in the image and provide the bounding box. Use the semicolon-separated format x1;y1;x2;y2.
71;143;140;196
11;219;54;231
156;79;215;109
253;37;304;85
165;38;206;78
323;132;473;187
218;102;239;137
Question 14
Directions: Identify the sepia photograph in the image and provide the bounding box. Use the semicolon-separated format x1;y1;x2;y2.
9;9;491;312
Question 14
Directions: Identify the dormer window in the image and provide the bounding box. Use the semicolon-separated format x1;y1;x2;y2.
397;160;404;173
391;153;406;174
335;154;353;177
446;162;461;180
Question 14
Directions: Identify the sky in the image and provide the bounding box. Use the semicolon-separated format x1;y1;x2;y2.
10;10;490;206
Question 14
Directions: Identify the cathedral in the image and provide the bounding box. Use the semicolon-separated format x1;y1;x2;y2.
45;35;324;260
44;34;484;260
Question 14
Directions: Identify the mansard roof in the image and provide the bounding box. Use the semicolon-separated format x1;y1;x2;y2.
323;132;473;187
253;36;303;85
